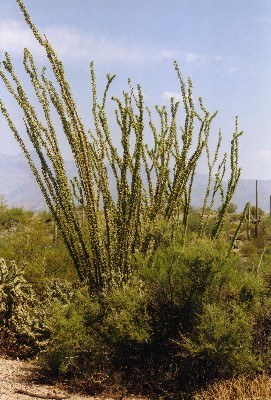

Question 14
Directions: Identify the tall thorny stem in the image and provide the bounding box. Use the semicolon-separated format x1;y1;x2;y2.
229;201;250;253
211;117;243;239
0;0;243;292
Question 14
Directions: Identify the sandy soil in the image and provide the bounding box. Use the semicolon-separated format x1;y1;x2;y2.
0;356;147;400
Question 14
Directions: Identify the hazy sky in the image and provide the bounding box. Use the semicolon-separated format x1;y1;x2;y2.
0;0;271;179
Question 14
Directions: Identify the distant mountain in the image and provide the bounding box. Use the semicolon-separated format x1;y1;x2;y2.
0;153;76;211
233;178;271;213
1;153;270;212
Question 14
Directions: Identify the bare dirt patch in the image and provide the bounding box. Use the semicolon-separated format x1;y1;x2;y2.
0;356;147;400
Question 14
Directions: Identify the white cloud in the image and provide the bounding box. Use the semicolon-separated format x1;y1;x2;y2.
228;66;241;74
183;52;242;76
256;149;271;159
0;18;166;65
163;91;182;101
0;19;44;56
184;52;203;64
52;30;180;65
0;17;244;76
253;16;271;24
184;52;222;67
46;26;159;63
160;49;174;61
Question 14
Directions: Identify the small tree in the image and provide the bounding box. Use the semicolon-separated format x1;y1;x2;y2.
217;202;237;214
0;0;243;292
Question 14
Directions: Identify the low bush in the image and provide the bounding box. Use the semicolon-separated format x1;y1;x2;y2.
0;203;33;231
137;238;267;393
39;287;106;381
34;238;271;397
2;232;271;397
38;276;150;392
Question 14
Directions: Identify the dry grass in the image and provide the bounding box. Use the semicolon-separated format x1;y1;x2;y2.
192;374;271;400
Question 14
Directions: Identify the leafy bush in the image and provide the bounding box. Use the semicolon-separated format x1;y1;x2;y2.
218;202;237;214
39;287;105;380
137;238;267;392
179;303;260;378
1;229;271;397
102;276;150;345
0;211;77;296
39;276;150;391
0;202;33;231
34;237;270;396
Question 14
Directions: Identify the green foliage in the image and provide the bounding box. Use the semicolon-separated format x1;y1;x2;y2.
141;239;240;314
250;205;265;218
40;287;104;379
227;202;238;213
35;237;270;395
0;199;33;234
136;238;267;392
0;210;77;294
0;1;265;397
0;0;243;292
0;207;80;357
39;278;150;390
180;303;260;377
218;202;237;214
0;205;33;230
0;213;270;396
102;276;150;345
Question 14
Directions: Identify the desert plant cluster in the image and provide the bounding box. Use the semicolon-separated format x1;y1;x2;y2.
1;200;271;398
1;1;271;399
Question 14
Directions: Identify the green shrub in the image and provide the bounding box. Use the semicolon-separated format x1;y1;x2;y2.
0;203;33;231
137;238;267;392
102;276;150;345
179;303;261;379
2;229;271;397
39;287;105;380
39;277;150;391
0;210;77;295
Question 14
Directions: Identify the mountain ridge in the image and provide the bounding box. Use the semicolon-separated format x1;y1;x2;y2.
2;153;270;212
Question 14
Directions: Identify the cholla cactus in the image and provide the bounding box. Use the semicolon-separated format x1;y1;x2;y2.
0;0;243;292
0;259;30;327
0;258;76;355
0;258;45;354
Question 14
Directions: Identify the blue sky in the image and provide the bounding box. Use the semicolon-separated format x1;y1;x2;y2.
0;0;271;179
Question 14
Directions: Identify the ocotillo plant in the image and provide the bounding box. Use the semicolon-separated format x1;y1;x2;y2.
0;0;243;292
211;117;243;239
229;201;250;252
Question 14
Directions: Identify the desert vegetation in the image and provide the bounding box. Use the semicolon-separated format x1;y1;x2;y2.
1;202;271;398
1;1;271;399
